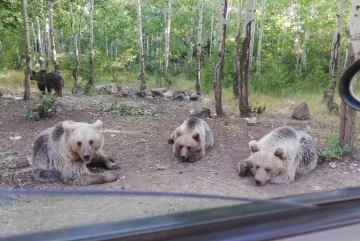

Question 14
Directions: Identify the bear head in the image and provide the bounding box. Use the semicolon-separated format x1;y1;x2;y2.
247;140;288;186
173;131;201;161
62;120;104;164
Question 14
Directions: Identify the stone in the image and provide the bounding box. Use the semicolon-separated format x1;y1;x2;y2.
173;94;185;101
2;94;14;99
292;103;310;120
150;88;167;96
190;93;199;101
190;108;212;119
245;117;259;126
135;90;147;98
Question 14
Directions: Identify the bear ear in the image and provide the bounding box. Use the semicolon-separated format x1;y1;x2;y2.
62;121;75;133
192;132;200;142
274;146;287;160
249;140;260;153
92;120;103;130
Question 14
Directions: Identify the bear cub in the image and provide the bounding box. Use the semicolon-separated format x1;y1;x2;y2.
31;69;64;97
32;120;120;185
238;126;317;186
170;117;214;162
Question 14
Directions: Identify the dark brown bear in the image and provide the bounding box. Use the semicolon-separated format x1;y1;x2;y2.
31;69;65;97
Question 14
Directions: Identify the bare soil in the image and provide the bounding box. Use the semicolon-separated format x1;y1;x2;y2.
1;94;360;237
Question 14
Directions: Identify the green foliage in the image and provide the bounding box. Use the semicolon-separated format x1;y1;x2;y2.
319;134;351;161
100;103;160;116
24;94;60;120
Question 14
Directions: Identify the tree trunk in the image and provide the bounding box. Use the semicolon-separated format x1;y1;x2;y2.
195;0;204;93
45;18;50;70
209;14;214;56
48;1;60;74
325;0;346;114
239;0;253;117
233;0;242;98
85;0;94;94
255;0;266;74
300;29;310;71
22;0;31;100
36;17;45;67
164;0;172;87
136;0;146;90
214;0;227;117
249;0;257;68
339;0;360;150
69;0;80;94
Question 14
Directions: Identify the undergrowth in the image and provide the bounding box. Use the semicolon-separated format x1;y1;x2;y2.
319;133;351;161
24;93;60;120
100;103;160;116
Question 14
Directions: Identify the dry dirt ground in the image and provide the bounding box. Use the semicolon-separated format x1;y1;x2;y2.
1;93;360;237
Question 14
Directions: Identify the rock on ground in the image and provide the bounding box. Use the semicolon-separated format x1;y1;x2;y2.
292;103;310;120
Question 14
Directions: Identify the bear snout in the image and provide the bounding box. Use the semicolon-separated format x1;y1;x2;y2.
83;155;91;163
255;179;264;186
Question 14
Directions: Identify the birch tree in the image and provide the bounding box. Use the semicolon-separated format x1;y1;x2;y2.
48;1;60;74
195;0;204;93
164;0;172;87
239;0;254;117
255;0;266;74
233;0;242;98
22;0;31;100
69;0;80;94
339;0;360;150
209;14;214;56
35;17;45;67
85;0;94;94
214;0;228;117
249;0;257;67
136;0;146;90
324;0;347;114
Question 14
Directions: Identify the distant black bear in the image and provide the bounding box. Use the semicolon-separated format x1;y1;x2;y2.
31;69;64;97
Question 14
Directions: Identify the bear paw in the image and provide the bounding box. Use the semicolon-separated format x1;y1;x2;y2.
104;172;120;182
187;153;201;162
238;161;252;177
107;162;121;170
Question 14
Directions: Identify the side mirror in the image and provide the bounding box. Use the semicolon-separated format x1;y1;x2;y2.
339;58;360;111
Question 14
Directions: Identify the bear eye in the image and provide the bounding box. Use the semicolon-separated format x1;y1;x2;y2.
89;140;93;145
265;168;271;173
255;165;260;169
187;146;191;150
180;145;183;149
77;141;82;147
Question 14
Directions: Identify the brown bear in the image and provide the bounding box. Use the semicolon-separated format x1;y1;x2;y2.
32;120;120;185
31;69;64;97
170;117;214;162
238;126;317;186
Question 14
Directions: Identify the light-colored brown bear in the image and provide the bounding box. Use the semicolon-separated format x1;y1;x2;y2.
32;120;120;185
238;126;317;186
170;117;214;162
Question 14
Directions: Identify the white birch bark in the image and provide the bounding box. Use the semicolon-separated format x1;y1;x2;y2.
22;0;32;100
69;0;80;94
196;0;204;92
136;0;146;90
164;0;172;86
239;0;254;116
85;0;94;93
48;1;60;73
214;0;228;116
255;0;266;74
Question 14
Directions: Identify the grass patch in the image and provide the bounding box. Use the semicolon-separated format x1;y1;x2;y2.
319;133;351;161
100;103;160;116
24;93;61;120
